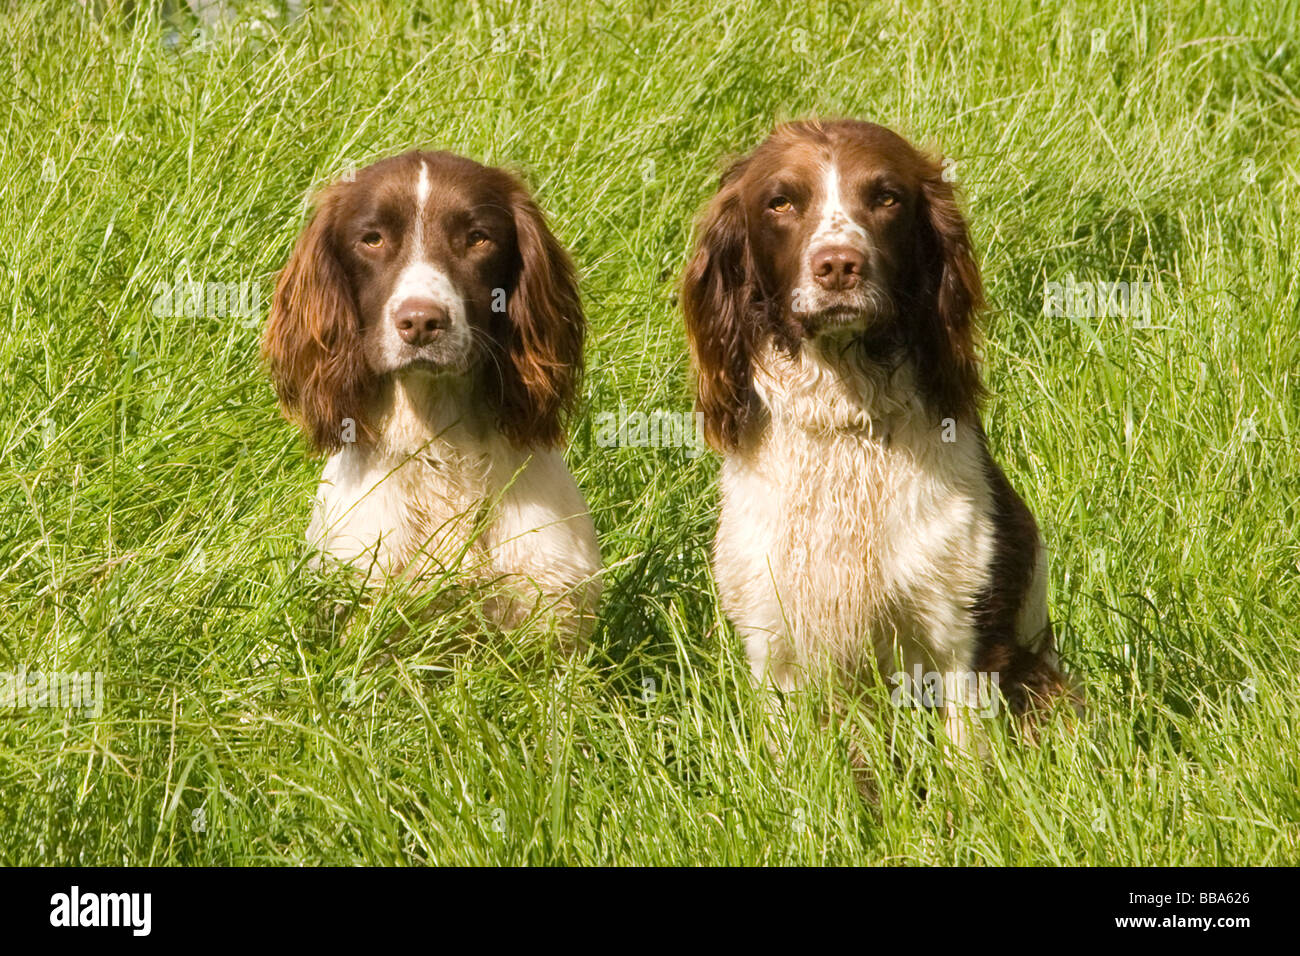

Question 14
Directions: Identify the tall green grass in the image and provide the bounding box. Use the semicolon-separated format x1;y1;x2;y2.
0;0;1296;864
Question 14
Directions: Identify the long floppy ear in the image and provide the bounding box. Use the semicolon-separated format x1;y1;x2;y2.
681;160;756;452
494;186;584;448
915;164;985;421
262;189;371;455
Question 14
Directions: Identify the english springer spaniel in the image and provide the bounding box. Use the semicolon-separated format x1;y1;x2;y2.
263;150;601;644
682;120;1072;742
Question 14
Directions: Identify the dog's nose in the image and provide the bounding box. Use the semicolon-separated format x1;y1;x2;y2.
811;246;865;291
394;298;449;346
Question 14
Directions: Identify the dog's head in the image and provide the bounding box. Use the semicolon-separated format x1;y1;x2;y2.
682;120;984;449
263;150;583;453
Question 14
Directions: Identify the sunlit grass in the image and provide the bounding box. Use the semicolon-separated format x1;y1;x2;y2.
0;0;1296;864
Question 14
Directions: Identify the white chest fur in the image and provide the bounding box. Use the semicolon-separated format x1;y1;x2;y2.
307;376;602;636
713;339;996;692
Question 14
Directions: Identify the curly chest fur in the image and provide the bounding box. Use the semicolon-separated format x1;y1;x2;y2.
713;344;997;689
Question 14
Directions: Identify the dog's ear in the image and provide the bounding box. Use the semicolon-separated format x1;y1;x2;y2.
263;189;371;455
682;159;758;452
491;184;585;448
916;163;985;420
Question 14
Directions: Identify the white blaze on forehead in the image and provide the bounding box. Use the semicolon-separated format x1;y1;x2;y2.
384;158;464;324
412;159;431;259
811;163;868;247
417;158;430;201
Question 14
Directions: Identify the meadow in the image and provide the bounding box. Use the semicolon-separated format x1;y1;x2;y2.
0;0;1297;865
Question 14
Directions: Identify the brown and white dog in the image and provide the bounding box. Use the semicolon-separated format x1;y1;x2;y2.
264;150;601;643
682;121;1070;739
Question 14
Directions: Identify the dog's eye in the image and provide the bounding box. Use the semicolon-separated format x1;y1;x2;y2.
467;230;491;248
876;193;899;208
360;232;384;248
768;196;793;213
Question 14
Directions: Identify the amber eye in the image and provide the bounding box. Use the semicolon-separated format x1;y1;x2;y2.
360;232;384;248
876;193;899;208
467;230;490;248
768;196;793;213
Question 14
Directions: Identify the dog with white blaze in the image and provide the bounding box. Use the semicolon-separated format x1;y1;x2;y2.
682;120;1076;748
264;151;601;645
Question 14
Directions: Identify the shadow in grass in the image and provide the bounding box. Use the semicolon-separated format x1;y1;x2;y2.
999;194;1188;322
1084;583;1239;756
590;510;715;673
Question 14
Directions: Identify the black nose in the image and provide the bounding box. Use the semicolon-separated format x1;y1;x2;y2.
393;298;449;346
811;246;865;291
